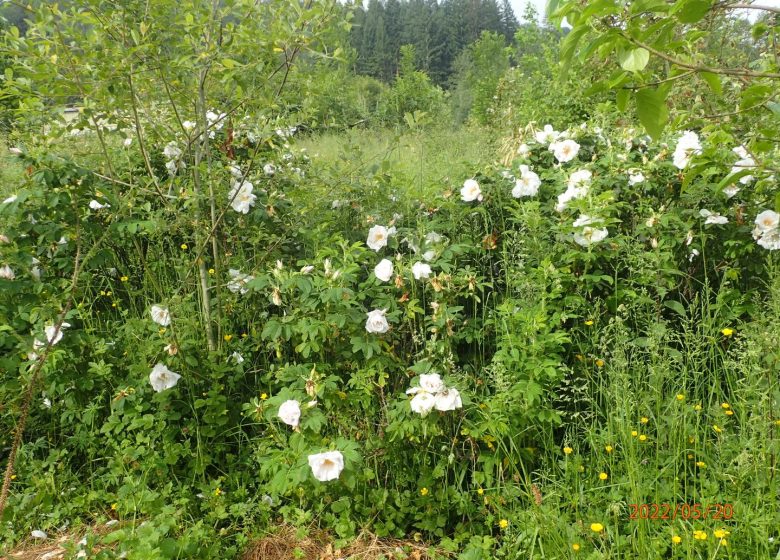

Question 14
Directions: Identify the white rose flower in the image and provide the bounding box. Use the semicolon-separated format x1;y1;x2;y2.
43;397;52;408
231;352;244;364
374;259;393;282
425;231;443;244
44;322;71;346
574;226;609;247
122;138;133;148
460;179;483;202
263;163;277;176
534;124;560;145
422;250;436;262
754;210;779;233
628;171;645;185
412;261;432;280
723;185;740;199
278;400;301;428
572;214;602;228
229;165;243;179
567;169;592;188
88;200;110;210
731;146;755;184
757;228;780;250
149;363;181;392
307;450;345;482
227;269;254;294
551;139;580;163
672;130;701;169
365;309;389;334
2;194;18;204
434;387;463;411
517;143;530;157
150;305;171;326
699;209;728;225
512;165;541;198
163;141;182;160
366;225;393;251
228;180;256;214
419;373;445;394
182;120;197;132
409;391;437;416
0;264;15;280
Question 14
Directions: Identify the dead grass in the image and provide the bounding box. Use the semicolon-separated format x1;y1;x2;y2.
5;523;118;560
241;525;447;560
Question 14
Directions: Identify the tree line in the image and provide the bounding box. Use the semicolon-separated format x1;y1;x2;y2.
350;0;521;85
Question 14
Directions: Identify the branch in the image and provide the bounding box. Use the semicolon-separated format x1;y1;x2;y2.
719;2;780;14
620;32;780;79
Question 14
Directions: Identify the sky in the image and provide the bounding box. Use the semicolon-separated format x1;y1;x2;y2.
510;0;780;23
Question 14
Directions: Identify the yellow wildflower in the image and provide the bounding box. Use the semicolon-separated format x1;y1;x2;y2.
590;523;604;533
640;417;649;424
595;359;605;368
605;445;613;453
599;472;608;481
676;393;685;401
672;535;682;544
563;446;573;455
572;543;581;551
499;519;509;529
420;487;429;496
721;328;734;336
693;530;707;540
639;434;648;442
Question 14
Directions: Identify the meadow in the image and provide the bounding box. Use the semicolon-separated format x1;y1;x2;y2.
1;1;779;559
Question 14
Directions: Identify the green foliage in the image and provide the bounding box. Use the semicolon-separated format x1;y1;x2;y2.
2;1;780;559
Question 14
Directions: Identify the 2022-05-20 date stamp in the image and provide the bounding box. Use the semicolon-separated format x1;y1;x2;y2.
629;503;734;521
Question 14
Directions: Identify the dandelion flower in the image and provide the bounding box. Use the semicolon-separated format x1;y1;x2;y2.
590;523;604;533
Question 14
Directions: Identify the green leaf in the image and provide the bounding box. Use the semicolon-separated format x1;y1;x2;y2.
634;87;668;140
664;300;687;317
673;0;712;23
700;71;722;95
616;89;630;112
619;48;650;72
559;24;590;79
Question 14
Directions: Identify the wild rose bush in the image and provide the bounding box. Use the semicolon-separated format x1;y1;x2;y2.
2;111;778;557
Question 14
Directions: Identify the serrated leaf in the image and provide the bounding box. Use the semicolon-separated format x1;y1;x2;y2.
619;48;650;72
635;87;668;140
